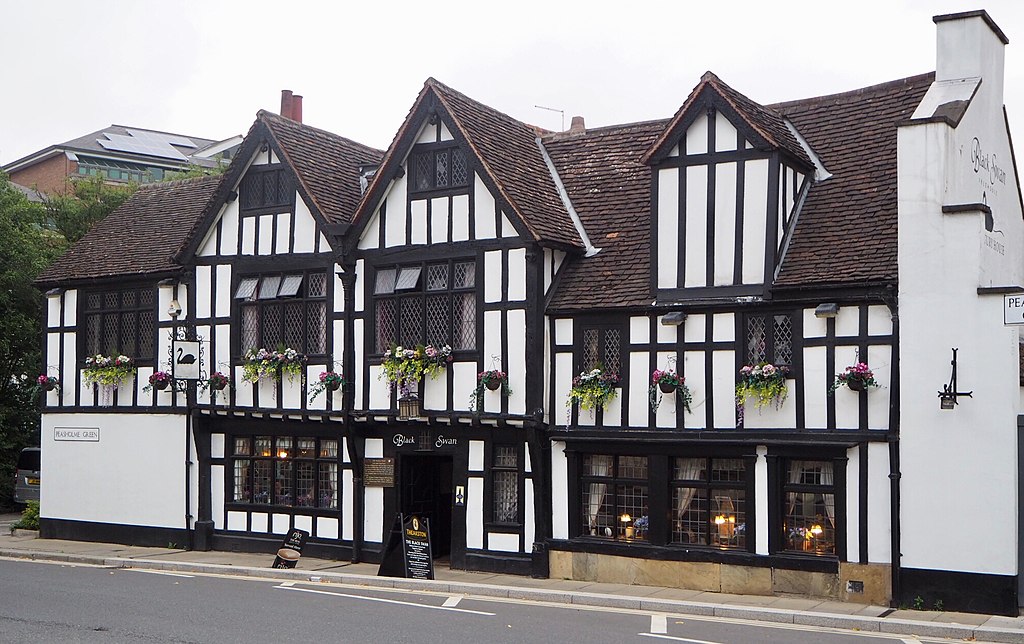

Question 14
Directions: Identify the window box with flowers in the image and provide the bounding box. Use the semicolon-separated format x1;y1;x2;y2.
735;362;790;410
242;347;305;383
649;369;692;413
829;362;880;394
144;370;173;392
37;375;60;393
82;354;136;388
469;369;511;413
379;344;453;417
309;371;345;402
567;367;621;413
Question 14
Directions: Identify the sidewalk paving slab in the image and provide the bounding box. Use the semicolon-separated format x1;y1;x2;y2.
4;532;1024;642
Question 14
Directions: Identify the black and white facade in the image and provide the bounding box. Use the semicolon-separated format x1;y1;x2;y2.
35;10;1024;615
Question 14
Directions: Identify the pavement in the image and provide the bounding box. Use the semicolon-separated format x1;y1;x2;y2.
3;513;1024;642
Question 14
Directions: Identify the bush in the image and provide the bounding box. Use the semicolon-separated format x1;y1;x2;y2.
12;500;40;531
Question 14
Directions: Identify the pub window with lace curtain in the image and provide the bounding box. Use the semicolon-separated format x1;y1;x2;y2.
373;259;476;353
231;436;338;509
745;313;795;367
491;445;519;524
235;271;327;355
670;457;747;549
782;460;837;555
579;325;622;375
409;145;470;194
580;454;648;541
82;287;156;361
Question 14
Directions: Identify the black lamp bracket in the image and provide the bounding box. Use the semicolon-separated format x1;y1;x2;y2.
938;347;973;408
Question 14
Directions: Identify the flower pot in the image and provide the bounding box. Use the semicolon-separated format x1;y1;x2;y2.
154;380;170;391
659;381;677;394
848;379;866;392
327;380;342;392
42;381;56;392
485;379;502;391
211;381;227;391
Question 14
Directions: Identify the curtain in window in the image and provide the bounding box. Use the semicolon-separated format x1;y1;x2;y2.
787;459;805;516
586;456;612;534
673;458;704;523
820;462;835;528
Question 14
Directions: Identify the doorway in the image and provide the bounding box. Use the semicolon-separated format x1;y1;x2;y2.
400;455;453;559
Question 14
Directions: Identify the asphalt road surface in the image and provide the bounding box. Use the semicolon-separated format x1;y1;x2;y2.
0;558;956;643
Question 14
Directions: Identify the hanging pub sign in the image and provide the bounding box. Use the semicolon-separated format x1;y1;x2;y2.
172;340;201;380
271;528;309;568
377;513;434;580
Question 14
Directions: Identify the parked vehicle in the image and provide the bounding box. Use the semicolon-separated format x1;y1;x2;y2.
13;447;40;505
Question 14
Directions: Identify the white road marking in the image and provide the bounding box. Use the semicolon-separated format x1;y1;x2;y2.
274;585;495;615
650;613;668;634
442;595;463;607
280;581;295;587
639;633;723;644
126;569;194;578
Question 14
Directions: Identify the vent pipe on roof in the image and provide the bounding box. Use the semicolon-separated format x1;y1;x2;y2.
292;95;303;123
281;90;294;120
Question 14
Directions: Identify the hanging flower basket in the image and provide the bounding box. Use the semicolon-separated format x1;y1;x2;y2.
206;371;230;392
469;369;512;413
567;367;621;413
379;344;452;411
37;375;59;393
144;371;172;393
82;354;136;388
829;362;879;395
735;363;790;410
309;371;345;401
649;369;692;413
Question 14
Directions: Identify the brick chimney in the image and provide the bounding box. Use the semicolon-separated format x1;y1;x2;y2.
569;115;585;134
292;94;303;123
280;90;294;120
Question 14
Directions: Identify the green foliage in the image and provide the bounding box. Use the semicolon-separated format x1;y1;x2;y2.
42;176;135;244
933;599;943;612
12;500;40;531
82;354;136;388
162;155;229;182
242;347;305;383
379;345;453;397
0;173;62;507
735;363;790;410
912;595;925;610
567;368;621;412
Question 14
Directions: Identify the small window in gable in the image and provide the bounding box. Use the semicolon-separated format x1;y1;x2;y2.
409;145;470;195
579;325;622;375
240;167;293;213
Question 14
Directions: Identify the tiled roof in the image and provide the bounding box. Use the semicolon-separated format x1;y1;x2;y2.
772;73;934;286
644;72;812;168
259;111;384;224
544;120;667;309
428;80;584;248
36;176;222;285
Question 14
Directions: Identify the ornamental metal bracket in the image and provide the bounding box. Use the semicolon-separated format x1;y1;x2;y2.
938;348;972;410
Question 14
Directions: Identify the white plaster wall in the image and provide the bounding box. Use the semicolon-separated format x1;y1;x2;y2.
241;217;255;255
215;265;231;318
422;365;448;412
712;350;737;428
508;249;526;301
554;352;573;428
834;345;861;429
432;199;449;243
342;469;354;540
385;184;407;248
484;250;502;303
867;442;892;563
275;212;291;254
211;464;224;530
506;309;527;415
452;194;469;242
467;477;484;548
657;167;678;289
846;446;860;563
257;214;274;255
47;293;61;327
501;213;517;237
61;333;76;407
293;197;317;254
364;438;384;543
628;351;648;428
741;377;795;429
803;346;828;429
685;112;708;154
358;210;381;250
655;350;677;428
488;533;519;552
64;289;77;327
368;364;390;410
715;114;738;152
451;362;476;413
742;159;769;284
551;441;569;539
220;200;239;256
41;413;186;527
755;446;769;555
411;199;427;245
682;350;706;429
474;173;496;239
713;162;737;285
524;479;535;549
684;165;708;287
195;266;212;319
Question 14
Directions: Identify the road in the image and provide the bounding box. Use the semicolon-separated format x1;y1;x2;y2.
0;558;957;643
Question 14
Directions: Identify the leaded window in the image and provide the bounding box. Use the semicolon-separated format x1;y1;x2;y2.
231;435;338;510
492;445;519;524
82;286;156;361
236;271;327;355
782;460;836;555
670;458;747;549
240;167;293;212
580;325;622;375
745;313;795;367
409;145;470;194
374;259;476;353
580;455;648;541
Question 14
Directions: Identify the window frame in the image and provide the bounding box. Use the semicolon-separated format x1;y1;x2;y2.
575;321;625;379
407;142;471;197
578;454;649;542
80;284;157;363
227;434;340;511
486;443;522;528
239;165;295;216
670;456;750;550
742;310;799;371
371;258;477;355
234;269;329;358
768;450;846;559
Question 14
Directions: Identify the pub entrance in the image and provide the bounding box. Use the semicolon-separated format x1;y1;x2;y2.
399;454;453;559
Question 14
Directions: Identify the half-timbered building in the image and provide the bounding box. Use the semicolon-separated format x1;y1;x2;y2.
34;10;1024;615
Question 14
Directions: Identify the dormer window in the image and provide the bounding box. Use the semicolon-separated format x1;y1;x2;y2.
409;145;469;194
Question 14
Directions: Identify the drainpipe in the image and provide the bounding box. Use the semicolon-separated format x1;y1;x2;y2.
887;300;902;606
340;265;363;563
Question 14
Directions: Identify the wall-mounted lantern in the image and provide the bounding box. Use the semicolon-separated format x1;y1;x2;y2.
938;348;972;410
814;303;839;319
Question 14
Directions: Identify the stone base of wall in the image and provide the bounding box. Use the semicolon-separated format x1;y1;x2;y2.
549;551;890;605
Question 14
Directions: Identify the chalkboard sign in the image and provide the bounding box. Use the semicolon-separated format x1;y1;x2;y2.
272;528;309;568
377;513;434;580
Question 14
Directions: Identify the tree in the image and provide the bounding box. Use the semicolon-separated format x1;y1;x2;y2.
42;176;135;244
0;173;63;506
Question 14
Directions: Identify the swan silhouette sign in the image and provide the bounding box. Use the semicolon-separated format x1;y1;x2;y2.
173;341;201;379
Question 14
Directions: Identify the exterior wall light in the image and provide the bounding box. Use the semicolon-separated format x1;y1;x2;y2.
938;347;972;409
168;299;182;320
815;303;839;318
661;311;687;325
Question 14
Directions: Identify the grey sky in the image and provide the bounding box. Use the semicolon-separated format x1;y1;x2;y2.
3;1;1024;165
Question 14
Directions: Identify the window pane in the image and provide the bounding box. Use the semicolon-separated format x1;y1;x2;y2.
263;305;282;347
395;267;422;291
618;456;647;479
278;275;303;298
255;437;272;456
241;306;259;352
259;276;281;300
672;458;706;481
319;462;338;509
425;295;449;347
235;277;259;300
582;481;612;537
284;302;304;349
253;461;272;504
375;269;397;295
617;484;648;541
583;455;613;477
307;273;327;298
494;445;517;468
122;291;136;307
137;310;154;359
320;439;338;458
307;301;326;354
673;488;708;544
784;460;835;555
400;298;423;347
140;289;154;306
233;437;251;456
454;262;475;288
375;299;396;353
712;490;745;549
276;460;293;506
711;459;745;482
297;438;315;458
603;329;621;373
747;316;767;364
233;460;251;503
435;150;449;188
494;471;518;523
452;292;475;349
122;314;137;357
426;264;448;291
582;328;599;371
295;461;315;507
451;148;468;186
774;314;793;365
86;315;100;355
413;153;432;191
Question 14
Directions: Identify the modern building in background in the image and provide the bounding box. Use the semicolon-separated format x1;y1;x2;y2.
3;125;241;194
32;11;1024;616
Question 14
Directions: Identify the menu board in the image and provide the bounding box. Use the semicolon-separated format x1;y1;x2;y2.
272;528;309;569
377;513;434;580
